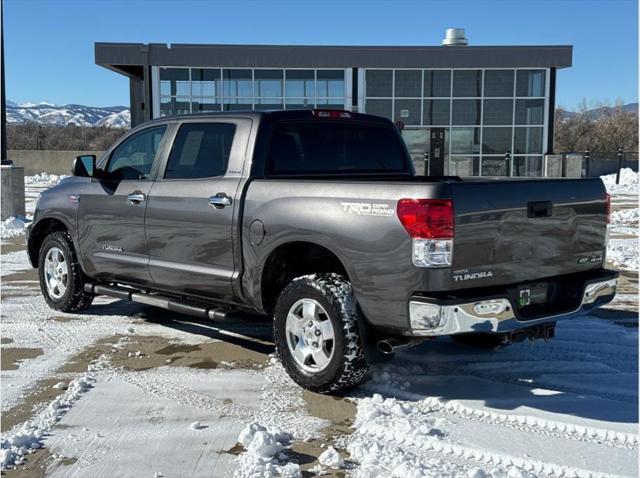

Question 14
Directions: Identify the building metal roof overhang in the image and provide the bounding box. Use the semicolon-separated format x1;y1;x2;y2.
96;42;573;73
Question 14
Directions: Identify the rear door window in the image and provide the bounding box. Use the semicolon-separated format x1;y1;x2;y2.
267;121;408;175
164;123;236;179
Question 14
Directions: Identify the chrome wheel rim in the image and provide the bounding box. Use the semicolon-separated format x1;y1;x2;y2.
285;298;335;373
44;246;68;299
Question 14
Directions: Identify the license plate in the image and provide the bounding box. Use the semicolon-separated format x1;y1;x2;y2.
518;282;548;307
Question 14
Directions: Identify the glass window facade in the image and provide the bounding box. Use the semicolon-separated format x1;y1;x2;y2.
363;68;548;177
517;70;546;97
393;98;421;125
483;99;513;125
394;70;422;97
423;99;450;125
515;99;544;125
423;70;451;97
482;127;512;154
483;70;514;97
452;99;481;125
155;66;549;177
451;128;481;155
158;67;346;115
453;70;482;97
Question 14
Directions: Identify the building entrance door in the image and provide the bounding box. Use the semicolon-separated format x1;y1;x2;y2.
429;128;446;176
402;127;448;176
401;128;429;175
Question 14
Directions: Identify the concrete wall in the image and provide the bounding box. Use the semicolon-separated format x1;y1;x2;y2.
7;150;104;176
1;165;26;220
544;155;563;177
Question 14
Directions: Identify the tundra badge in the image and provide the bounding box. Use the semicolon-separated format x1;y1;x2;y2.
452;269;494;282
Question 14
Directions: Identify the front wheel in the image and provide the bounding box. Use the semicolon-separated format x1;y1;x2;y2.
38;231;93;312
274;273;369;394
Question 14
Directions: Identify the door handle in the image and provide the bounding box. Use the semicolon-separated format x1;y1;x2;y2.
127;191;146;204
209;193;232;209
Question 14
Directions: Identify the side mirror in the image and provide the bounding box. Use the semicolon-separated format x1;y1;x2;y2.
72;155;96;178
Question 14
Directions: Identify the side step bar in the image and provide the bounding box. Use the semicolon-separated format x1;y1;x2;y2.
84;283;228;321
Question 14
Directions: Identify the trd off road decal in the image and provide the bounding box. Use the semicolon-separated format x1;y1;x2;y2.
340;202;395;217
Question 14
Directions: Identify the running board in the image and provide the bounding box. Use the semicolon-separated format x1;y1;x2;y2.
84;283;228;321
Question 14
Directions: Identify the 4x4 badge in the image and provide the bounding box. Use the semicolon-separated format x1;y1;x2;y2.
577;255;602;264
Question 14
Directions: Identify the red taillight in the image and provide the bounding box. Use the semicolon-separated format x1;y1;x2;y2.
313;109;352;119
397;199;454;239
605;193;611;224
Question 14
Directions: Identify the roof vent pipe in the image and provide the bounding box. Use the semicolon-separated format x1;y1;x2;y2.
442;28;468;46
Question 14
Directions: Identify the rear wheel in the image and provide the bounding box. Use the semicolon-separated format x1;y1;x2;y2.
274;273;369;393
38;231;93;312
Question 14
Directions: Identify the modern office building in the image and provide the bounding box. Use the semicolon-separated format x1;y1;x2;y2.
95;29;572;177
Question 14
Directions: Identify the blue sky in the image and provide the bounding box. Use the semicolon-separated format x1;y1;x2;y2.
4;0;638;110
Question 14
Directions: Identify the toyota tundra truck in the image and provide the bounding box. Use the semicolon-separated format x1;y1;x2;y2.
26;109;618;393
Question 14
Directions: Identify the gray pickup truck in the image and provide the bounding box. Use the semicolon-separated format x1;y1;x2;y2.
27;109;618;393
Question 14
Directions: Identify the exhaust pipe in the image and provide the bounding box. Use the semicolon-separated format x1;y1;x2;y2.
377;337;424;355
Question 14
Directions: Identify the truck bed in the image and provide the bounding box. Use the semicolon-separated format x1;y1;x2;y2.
241;176;608;332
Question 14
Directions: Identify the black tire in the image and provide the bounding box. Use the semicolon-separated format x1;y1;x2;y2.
450;332;510;349
38;231;93;312
274;273;369;394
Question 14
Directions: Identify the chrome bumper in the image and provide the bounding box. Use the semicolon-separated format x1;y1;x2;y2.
409;276;618;336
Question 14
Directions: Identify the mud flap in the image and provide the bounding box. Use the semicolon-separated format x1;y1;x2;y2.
355;304;391;364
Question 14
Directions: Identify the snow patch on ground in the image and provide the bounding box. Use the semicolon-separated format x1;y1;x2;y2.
611;207;639;226
607;237;639;271
346;394;474;477
24;173;67;188
601;168;639;194
345;391;634;478
235;423;301;477
0;250;32;278
1;216;31;239
318;446;344;469
1;374;95;470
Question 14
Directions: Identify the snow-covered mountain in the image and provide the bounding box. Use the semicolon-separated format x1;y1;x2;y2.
560;103;638;119
7;101;130;128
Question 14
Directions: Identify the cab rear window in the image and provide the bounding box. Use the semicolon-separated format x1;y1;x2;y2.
267;121;409;175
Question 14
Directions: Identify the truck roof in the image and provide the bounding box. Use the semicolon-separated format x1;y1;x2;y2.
143;109;392;126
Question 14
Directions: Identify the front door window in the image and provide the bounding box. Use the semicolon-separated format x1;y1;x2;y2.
106;126;167;180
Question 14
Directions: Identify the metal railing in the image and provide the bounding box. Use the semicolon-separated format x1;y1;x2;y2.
557;149;639;181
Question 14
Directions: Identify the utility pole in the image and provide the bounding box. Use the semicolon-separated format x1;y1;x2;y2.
0;0;25;221
1;0;9;165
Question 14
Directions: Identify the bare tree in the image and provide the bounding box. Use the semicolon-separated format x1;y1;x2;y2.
6;124;126;151
554;100;638;155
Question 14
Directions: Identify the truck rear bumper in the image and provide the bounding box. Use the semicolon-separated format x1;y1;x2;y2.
409;270;619;336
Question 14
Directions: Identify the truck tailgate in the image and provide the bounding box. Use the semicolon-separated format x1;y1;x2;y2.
449;178;608;289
